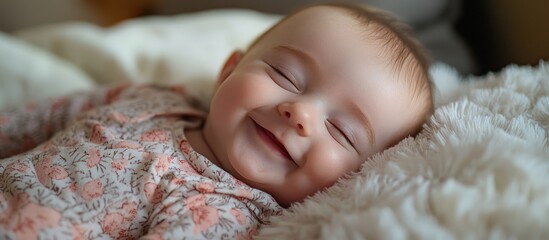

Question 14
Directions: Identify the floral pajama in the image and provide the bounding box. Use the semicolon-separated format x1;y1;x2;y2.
0;84;281;239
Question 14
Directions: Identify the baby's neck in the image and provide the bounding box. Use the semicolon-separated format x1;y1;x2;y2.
185;128;221;168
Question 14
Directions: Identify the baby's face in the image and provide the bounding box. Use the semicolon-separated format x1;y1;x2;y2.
203;6;423;206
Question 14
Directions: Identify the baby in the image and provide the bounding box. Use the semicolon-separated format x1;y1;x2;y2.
0;3;432;239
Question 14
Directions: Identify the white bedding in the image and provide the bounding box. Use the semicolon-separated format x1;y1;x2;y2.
1;9;281;110
1;9;548;239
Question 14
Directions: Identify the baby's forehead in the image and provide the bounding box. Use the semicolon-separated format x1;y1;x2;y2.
254;6;392;53
290;6;427;94
252;5;425;87
276;6;362;34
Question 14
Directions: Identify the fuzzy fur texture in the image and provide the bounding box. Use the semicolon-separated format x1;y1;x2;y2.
257;62;549;239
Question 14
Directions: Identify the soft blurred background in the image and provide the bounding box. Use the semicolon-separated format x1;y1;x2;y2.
1;0;548;76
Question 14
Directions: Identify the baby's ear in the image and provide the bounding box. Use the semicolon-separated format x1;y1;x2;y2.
217;50;244;84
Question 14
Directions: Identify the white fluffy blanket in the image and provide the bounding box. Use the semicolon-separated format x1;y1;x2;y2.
257;62;549;239
1;9;548;239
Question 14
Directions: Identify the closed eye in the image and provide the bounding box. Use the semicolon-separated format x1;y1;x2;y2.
266;62;300;93
326;120;357;153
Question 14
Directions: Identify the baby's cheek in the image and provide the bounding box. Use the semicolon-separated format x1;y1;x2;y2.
305;143;357;188
235;72;288;104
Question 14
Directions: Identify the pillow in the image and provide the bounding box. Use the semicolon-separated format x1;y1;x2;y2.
0;32;94;110
15;9;281;105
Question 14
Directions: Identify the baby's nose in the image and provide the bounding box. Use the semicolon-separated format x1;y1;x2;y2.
278;102;316;136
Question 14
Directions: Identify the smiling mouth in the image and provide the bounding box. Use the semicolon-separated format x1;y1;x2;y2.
253;120;294;162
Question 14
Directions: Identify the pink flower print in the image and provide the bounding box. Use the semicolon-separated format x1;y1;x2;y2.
236;188;252;199
185;194;206;210
60;138;80;148
232;176;248;187
5;161;29;174
196;182;215;194
106;83;129;103
120;201;138;222
114;140;143;150
51;97;67;113
102;212;124;238
101;202;139;238
36;168;49;185
170;178;186;186
145;221;170;240
155;154;174;174
87;147;101;168
9;202;62;240
230;208;246;225
191;206;219;234
89;123;113;145
48;166;69;180
178;160;199;175
36;155;54;185
14;206;61;239
70;222;87;240
179;139;191;154
68;182;78;192
144;182;163;204
110;111;129;123
140;129;169;143
111;157;129;171
81;179;103;201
